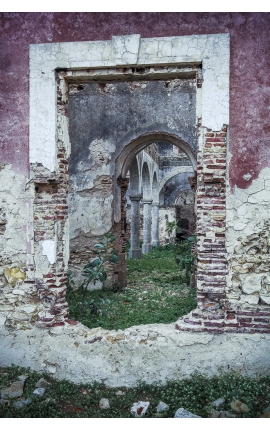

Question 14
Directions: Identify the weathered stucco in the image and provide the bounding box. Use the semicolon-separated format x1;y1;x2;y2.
1;14;270;385
0;323;269;387
1;13;270;187
226;167;270;310
29;33;228;173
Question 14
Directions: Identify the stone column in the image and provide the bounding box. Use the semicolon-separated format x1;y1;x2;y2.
142;199;153;254
129;195;142;259
151;201;160;247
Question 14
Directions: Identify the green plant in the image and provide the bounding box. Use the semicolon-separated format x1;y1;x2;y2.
66;232;119;318
165;220;178;238
175;236;197;284
67;245;197;330
1;365;270;418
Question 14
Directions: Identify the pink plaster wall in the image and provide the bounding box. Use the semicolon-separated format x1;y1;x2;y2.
0;12;269;189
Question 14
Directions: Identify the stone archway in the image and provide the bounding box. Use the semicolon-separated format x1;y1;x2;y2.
115;133;197;287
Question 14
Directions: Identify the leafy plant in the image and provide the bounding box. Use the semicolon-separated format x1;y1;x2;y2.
67;244;197;330
165;220;178;238
1;365;270;418
66;232;120;318
175;236;197;284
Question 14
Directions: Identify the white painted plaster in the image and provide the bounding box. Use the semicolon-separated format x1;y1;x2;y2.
112;34;141;65
226;167;270;254
30;34;229;172
226;167;270;304
0;323;269;387
41;240;56;264
0;165;34;266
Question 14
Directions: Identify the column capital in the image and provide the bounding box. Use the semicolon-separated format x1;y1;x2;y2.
129;194;142;202
141;199;153;205
152;201;159;207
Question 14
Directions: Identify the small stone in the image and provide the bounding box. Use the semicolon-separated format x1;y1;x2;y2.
11;311;29;321
35;378;51;388
1;380;24;399
46;364;56;374
44;398;56;404
99;398;110;409
13;289;25;295
174;408;202;418
260;412;270;418
4;267;26;286
115;390;125;396
156;401;169;413
0;314;6;326
264;404;270;413
13;398;31;409
219;411;236;418
18;374;28;382
115;333;125;340
210;409;236;418
212;397;225;408
130;401;150;417
230;400;250;413
0;399;10;407
33;388;46;397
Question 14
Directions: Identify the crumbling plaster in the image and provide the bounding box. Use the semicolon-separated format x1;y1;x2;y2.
29;33;229;173
0;322;269;387
0;25;269;385
226;167;270;308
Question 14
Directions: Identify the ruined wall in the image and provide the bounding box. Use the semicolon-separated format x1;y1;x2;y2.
67;78;196;281
0;15;270;335
225;168;270;329
3;12;269;183
0;15;269;385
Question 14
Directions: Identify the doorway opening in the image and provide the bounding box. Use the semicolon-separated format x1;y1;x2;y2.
66;72;199;329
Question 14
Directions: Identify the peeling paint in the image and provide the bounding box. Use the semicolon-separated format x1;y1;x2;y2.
41;240;56;265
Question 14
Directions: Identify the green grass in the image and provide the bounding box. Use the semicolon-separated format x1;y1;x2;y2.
1;365;270;418
66;245;197;331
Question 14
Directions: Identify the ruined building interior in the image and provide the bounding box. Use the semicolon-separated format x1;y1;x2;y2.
1;29;270;386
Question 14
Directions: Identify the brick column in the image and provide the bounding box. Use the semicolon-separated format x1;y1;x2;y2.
33;165;69;328
176;126;228;334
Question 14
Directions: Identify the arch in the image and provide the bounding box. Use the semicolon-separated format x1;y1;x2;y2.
141;162;151;199
115;132;196;222
174;188;195;206
116;132;197;180
159;166;194;193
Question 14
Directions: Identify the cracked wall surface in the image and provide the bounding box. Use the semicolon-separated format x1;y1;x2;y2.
0;165;43;329
0;14;270;384
226;167;270;320
0;322;269;387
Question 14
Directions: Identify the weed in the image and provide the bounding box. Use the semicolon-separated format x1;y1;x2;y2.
67;244;196;330
66;232;119;318
0;365;269;418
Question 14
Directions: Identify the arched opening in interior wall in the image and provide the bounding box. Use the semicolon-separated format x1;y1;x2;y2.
115;133;197;308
